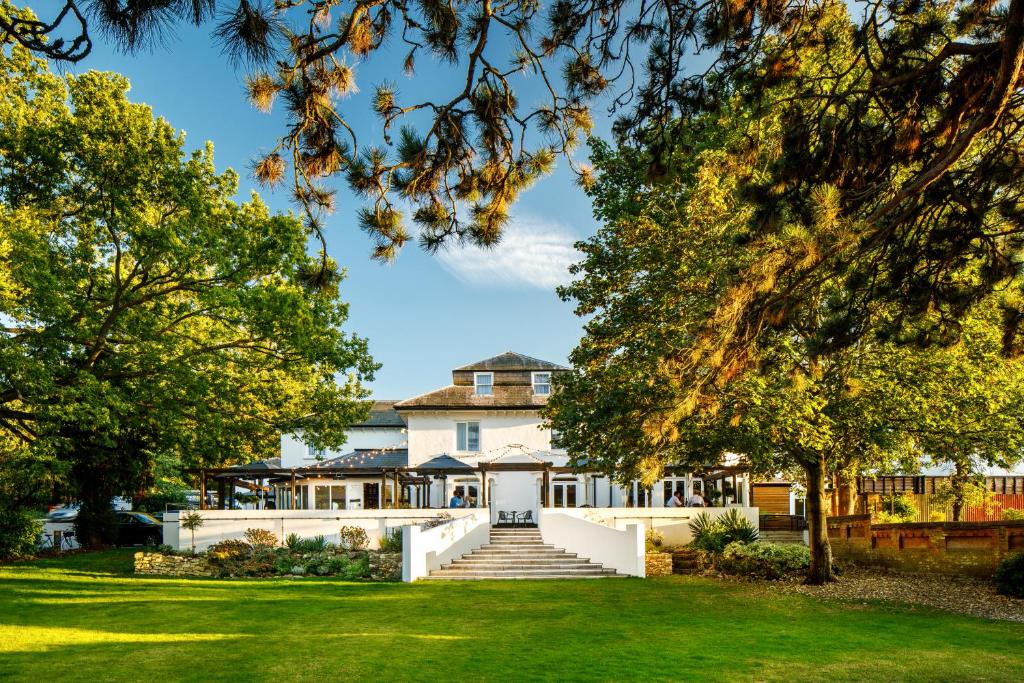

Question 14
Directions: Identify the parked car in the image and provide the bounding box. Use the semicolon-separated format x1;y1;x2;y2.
116;511;163;547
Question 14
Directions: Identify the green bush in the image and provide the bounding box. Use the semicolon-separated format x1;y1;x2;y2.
379;528;403;553
875;493;917;523
1003;508;1024;521
242;528;278;549
0;507;43;560
207;539;252;562
343;553;371;579
718;541;810;579
339;525;369;551
645;529;665;553
689;510;759;553
994;552;1024;598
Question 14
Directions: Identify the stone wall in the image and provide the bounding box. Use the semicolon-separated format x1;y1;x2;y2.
645;552;673;577
134;552;214;577
368;552;402;581
828;515;1024;578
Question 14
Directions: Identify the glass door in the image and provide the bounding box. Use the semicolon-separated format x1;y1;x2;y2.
552;481;579;508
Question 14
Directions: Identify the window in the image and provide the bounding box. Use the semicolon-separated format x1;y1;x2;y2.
314;485;347;510
532;372;551;395
456;421;480;451
306;443;325;460
474;372;493;395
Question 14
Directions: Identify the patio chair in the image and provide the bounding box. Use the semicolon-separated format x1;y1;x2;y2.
517;510;534;528
497;511;513;528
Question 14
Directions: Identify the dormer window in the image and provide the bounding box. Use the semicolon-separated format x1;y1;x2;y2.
474;372;493;395
532;372;551;395
307;444;325;460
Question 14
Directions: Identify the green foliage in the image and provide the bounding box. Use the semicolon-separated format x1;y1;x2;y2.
645;528;664;553
378;528;403;553
207;539;253;563
74;505;119;548
994;553;1024;599
1004;508;1024;521
0;47;377;516
242;528;277;549
718;542;811;580
339;526;369;551
180;511;204;552
875;493;918;524
343;553;371;580
689;511;759;553
0;506;41;559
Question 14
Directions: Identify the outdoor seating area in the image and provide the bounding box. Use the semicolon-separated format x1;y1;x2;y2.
495;510;536;528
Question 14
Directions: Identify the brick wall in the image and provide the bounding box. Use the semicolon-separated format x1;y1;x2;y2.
827;515;1024;578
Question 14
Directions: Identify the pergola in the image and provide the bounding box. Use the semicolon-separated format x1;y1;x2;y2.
188;460;752;510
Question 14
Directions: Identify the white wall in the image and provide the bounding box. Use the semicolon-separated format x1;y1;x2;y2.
162;509;477;552
402;509;491;582
404;411;558;466
539;510;645;577
548;507;760;547
280;428;407;468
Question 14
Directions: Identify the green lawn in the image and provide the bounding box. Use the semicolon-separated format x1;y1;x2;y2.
1;551;1022;682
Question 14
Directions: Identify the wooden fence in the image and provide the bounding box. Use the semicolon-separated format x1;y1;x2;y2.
867;493;1024;522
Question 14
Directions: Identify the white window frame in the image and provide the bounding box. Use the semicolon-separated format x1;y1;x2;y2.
474;372;493;395
456;421;481;452
306;443;325;460
532;371;551;395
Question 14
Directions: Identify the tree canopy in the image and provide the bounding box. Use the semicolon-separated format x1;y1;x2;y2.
0;45;377;535
4;0;1024;369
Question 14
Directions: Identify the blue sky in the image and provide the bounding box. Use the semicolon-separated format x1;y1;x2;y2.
66;22;611;399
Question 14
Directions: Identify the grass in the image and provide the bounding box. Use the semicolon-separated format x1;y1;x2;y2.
1;551;1023;682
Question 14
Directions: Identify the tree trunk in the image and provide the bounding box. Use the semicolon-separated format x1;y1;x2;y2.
805;454;838;584
951;460;969;522
837;470;859;516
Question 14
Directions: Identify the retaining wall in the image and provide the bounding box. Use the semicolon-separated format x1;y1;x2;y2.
828;515;1024;578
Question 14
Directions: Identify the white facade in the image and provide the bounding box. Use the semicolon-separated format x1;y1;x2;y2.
404;410;558;466
280;426;406;469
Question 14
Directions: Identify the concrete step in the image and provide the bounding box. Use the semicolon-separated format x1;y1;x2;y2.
425;574;626;580
429;568;619;578
448;560;598;569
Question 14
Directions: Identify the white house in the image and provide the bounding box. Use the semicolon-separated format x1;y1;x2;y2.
263;351;753;522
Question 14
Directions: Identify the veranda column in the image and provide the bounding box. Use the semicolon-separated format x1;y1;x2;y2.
199;469;207;510
290;470;297;510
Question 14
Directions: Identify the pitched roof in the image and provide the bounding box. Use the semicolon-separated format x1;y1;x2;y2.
316;448;409;469
414;454;473;471
229;457;281;470
395;384;550;410
353;401;406;428
455;351;568;372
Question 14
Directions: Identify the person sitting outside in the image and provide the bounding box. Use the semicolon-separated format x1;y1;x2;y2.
449;491;464;508
687;487;706;507
666;489;685;507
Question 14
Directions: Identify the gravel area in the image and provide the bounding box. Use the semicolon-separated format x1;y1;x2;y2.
719;568;1024;623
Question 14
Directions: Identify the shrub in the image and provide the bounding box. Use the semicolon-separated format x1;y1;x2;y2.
343;553;371;579
0;507;42;560
1004;508;1024;521
645;529;665;553
928;510;946;522
689;510;759;553
243;528;278;549
285;534;331;553
994;552;1024;598
718;541;811;579
285;533;302;551
875;493;917;523
207;539;252;562
379;528;403;553
339;525;368;551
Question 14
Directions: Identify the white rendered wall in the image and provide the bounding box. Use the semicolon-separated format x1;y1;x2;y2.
162;509;476;552
539;510;645;577
402;509;491;582
403;411;559;466
280;427;406;468
547;507;760;547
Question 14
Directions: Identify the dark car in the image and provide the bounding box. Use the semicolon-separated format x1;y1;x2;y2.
116;511;163;547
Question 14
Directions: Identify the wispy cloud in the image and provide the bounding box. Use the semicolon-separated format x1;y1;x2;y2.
435;214;583;290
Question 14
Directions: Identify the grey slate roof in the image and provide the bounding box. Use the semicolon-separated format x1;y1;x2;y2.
414;454;473;471
316;448;409;469
229;457;281;470
353;401;407;428
455;351;568;372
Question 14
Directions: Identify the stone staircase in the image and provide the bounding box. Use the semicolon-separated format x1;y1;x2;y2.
426;527;622;580
759;530;807;544
671;549;702;575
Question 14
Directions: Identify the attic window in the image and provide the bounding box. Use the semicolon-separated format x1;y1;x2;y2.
532;372;551;395
474;372;493;395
